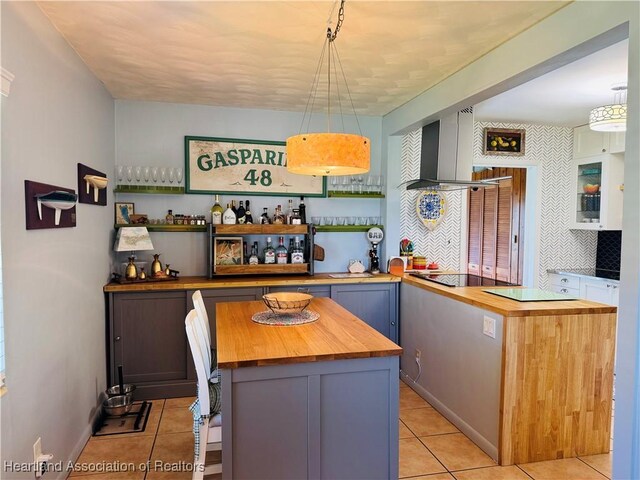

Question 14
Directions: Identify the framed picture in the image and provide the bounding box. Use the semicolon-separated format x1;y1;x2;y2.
214;237;243;269
483;128;525;156
115;202;134;225
185;136;326;197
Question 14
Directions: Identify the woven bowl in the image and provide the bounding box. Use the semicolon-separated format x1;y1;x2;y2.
262;292;313;315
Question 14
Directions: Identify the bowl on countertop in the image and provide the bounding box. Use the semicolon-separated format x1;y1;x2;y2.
263;292;313;315
106;384;136;397
103;394;133;416
583;184;600;194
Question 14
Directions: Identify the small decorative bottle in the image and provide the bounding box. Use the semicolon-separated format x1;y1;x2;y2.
166;209;174;225
222;203;236;224
164;264;171;275
151;254;162;275
125;256;138;280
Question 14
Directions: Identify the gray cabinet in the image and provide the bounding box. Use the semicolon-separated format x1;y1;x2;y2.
330;284;398;342
187;288;263;345
267;284;331;298
110;291;193;399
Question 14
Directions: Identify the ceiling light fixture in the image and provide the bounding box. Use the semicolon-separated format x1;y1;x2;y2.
286;0;370;176
589;85;627;132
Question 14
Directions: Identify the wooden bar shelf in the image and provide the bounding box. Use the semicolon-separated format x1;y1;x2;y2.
114;185;185;194
213;224;308;235
214;263;309;275
315;225;383;233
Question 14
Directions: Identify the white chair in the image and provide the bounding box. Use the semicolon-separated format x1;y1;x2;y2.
186;309;222;480
193;290;218;382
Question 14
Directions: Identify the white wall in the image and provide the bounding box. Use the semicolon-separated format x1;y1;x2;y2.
114;100;383;274
473;122;597;289
0;3;115;478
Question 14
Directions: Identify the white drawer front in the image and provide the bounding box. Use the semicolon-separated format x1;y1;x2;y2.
549;274;580;289
550;284;580;297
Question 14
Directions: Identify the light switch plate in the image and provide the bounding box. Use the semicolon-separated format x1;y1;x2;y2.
483;315;496;339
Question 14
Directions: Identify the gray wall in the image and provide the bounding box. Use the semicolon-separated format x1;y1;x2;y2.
0;3;115;477
114;100;384;274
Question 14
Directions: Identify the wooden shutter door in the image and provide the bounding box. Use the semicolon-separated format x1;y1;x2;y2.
495;178;513;282
467;188;484;275
481;185;498;279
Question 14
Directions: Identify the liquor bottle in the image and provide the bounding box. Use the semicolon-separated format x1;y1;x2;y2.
245;200;254;224
288;238;294;263
291;236;304;264
299;197;306;224
249;243;259;265
166;209;174;225
275;236;288;264
210;195;223;224
231;200;238;216
260;207;270;224
290;209;302;225
222;203;236;224
263;237;276;264
286;199;294;224
243;241;248;264
236;201;246;224
273;205;285;224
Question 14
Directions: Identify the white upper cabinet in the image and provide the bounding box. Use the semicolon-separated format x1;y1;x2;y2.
573;125;626;158
570;154;624;230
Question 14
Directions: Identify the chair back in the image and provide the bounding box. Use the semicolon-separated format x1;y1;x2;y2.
192;290;212;344
185;309;210;416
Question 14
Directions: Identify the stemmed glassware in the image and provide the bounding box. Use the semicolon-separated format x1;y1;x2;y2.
168;168;175;184
143;167;150;183
160;168;167;183
134;166;142;183
176;168;184;185
116;165;124;183
125;166;133;183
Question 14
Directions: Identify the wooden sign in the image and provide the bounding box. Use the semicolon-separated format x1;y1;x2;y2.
185;136;326;197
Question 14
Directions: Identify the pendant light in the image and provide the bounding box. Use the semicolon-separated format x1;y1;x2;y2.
589;85;627;132
286;0;370;176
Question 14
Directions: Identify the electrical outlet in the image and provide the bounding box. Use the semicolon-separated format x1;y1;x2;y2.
415;349;421;361
33;437;53;479
483;316;496;339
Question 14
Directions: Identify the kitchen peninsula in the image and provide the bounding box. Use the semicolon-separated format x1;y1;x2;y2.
216;297;402;479
400;274;617;466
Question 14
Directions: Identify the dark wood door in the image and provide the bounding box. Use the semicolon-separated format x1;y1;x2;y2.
112;292;188;386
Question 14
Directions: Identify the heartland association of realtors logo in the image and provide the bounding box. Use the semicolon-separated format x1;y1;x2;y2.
3;460;202;474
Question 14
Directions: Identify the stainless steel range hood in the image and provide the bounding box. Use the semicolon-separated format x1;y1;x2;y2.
406;110;501;190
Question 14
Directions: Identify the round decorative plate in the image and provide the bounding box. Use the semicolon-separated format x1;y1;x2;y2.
251;309;319;326
416;190;446;231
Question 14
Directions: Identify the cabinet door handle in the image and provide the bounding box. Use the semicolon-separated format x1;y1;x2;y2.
391;321;396;326
561;288;568;293
606;284;612;288
602;148;606;153
612;285;618;289
115;336;121;341
561;278;568;283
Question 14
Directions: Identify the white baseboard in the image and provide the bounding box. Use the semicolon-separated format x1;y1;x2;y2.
400;371;498;462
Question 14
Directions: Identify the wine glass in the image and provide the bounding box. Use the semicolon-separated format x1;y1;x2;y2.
341;176;351;193
151;167;159;183
116;165;124;183
176;168;184;184
168;168;175;184
125;166;133;183
134;166;142;183
160;167;167;183
143;166;150;183
330;176;340;193
356;175;364;194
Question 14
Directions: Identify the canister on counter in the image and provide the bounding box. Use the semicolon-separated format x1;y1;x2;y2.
413;256;427;270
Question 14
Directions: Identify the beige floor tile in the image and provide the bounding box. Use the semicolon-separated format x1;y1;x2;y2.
147;432;195;480
164;396;196;409
400;420;416;439
519;457;608;480
69;436;154;476
579;453;612;479
421;433;496;471
158;405;193;434
402;474;455;479
66;472;144;480
399;438;447;478
401;407;459;436
400;387;433;411
453;465;530;480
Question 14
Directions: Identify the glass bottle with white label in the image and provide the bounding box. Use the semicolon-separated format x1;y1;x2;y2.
210;195;223;224
275;236;288;264
291;237;304;264
263;237;276;264
249;243;259;265
222;203;236;224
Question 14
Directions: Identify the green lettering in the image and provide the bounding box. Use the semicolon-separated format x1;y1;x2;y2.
197;154;213;171
252;149;264;165
227;149;239;166
214;151;228;169
277;151;286;166
265;150;276;165
239;149;252;164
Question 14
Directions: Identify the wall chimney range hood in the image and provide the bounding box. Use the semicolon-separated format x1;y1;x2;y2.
405;111;505;190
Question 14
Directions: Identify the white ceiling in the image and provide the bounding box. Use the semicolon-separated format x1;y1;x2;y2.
474;39;629;127
37;1;568;116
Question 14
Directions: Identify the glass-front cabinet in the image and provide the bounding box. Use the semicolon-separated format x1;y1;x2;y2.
570;153;624;230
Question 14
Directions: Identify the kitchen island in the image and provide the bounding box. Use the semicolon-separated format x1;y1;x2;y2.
216;297;402;480
400;275;616;466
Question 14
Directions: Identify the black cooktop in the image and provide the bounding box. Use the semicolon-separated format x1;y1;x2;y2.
411;273;518;288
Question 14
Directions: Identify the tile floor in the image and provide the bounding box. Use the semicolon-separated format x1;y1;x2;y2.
70;384;613;480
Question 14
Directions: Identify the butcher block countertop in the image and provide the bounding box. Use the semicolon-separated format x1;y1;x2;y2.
216;297;402;369
402;274;617;317
104;273;400;292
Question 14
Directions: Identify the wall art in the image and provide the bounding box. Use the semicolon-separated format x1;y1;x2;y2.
78;163;108;205
25;180;77;230
483;128;525;156
416;190;446;231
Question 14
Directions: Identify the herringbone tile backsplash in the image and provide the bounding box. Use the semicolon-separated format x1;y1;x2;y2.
400;122;598;288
